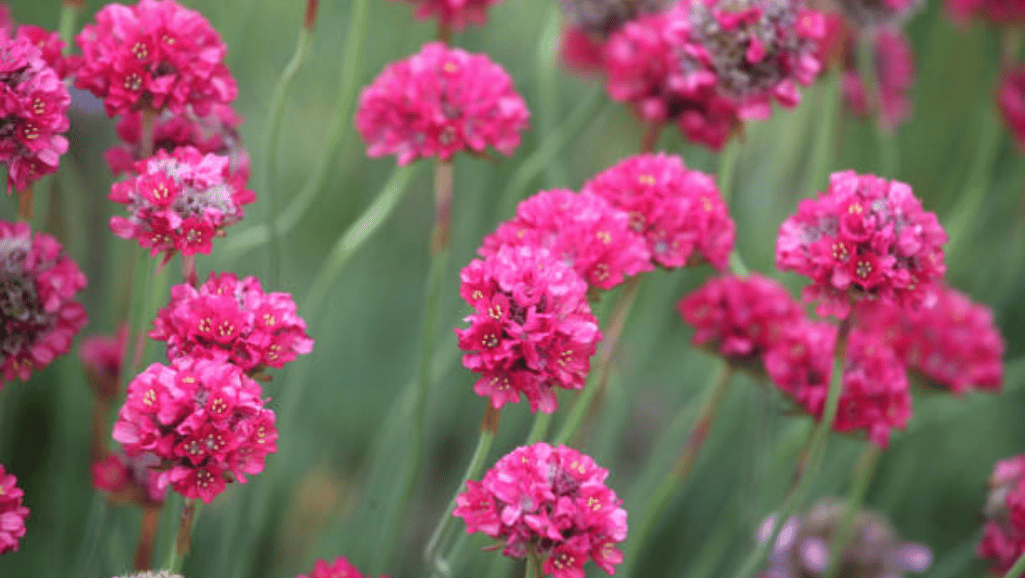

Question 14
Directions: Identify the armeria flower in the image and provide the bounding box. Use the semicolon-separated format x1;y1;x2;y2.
776;170;947;319
998;65;1025;153
112;573;185;578
1;221;88;385
678;274;804;369
105;103;249;185
947;0;1025;25
581;153;735;269
480;189;653;290
92;449;167;507
297;556;391;578
73;0;237;118
557;0;676;71
356;41;530;165
80;324;129;400
979;455;1025;574
150;272;313;374
758;498;932;578
11;25;74;79
454;443;628;578
455;245;601;413
0;464;29;555
835;0;923;27
391;0;503;30
839;27;915;131
0;33;71;194
108;146;255;263
111;357;278;503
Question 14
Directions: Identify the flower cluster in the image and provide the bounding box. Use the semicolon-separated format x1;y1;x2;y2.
108;146;255;262
112;573;184;578
297;556;390;578
356;41;530;165
150;272;313;374
455;245;601;413
9;24;73;79
0;464;28;555
391;0;504;30
480;189;652;290
74;0;238;118
111;357;278;503
947;0;1025;26
582;153;735;270
92;449;167;507
1;221;88;385
80;324;129;400
776;170;947;319
999;65;1025;153
557;0;676;71
835;0;923;27
979;455;1025;574
454;443;627;578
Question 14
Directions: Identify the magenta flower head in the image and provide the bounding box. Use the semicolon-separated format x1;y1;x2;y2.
582;153;736;270
979;455;1025;574
297;556;390;578
557;0;676;71
455;245;601;413
0;33;71;194
776;170;947;319
73;0;237;118
1;221;88;385
356;41;529;165
112;573;184;578
112;357;278;503
390;0;504;30
0;464;29;555
948;0;1025;25
839;27;915;131
150;272;314;375
480;189;653;291
108;146;255;264
998;65;1025;153
80;324;130;400
454;443;628;578
12;24;74;80
92;449;167;507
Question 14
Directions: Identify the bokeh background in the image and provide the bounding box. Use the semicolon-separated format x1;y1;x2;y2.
0;0;1023;576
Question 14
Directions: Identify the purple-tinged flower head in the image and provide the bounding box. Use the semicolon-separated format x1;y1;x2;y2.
73;0;237;118
979;455;1025;575
557;0;677;72
390;0;504;30
948;0;1025;25
92;449;167;507
677;274;804;370
1;221;87;385
112;573;185;578
582;153;735;269
455;245;601;413
112;357;278;503
999;65;1025;153
836;0;923;27
839;27;915;131
108;146;255;264
453;443;628;578
150;272;313;375
776;170;947;319
356;42;530;165
80;324;129;400
0;34;71;194
480;189;653;291
0;464;29;555
758;498;932;578
297;556;391;578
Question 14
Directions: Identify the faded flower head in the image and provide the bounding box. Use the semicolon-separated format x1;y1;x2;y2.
80;323;129;400
92;449;167;507
297;556;390;578
356;41;530;165
947;0;1025;25
998;65;1025;153
839;26;915;131
835;0;924;27
391;0;504;30
1;221;88;385
112;573;185;578
558;0;677;70
454;443;628;578
455;245;601;413
0;464;29;555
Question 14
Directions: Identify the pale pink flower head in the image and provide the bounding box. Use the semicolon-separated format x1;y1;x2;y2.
557;0;677;72
111;357;278;503
582;153;735;269
836;0;923;27
480;189;653;290
0;33;71;194
455;245;601;413
776;170;947;319
840;27;915;131
108;146;255;264
150;271;314;374
453;443;627;577
92;449;167;507
998;65;1025;153
947;0;1025;25
80;323;129;400
73;0;237;118
0;221;88;385
356;42;529;165
391;0;503;29
0;464;29;555
979;455;1025;574
297;556;391;578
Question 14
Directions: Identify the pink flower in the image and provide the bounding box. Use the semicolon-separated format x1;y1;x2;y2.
581;153;736;270
356;42;530;165
0;464;29;555
150;272;314;374
12;25;74;79
557;0;676;72
836;0;923;27
775;170;947;319
999;65;1025;153
108;146;255;263
947;0;1025;25
453;443;627;577
455;245;601;413
111;357;278;503
390;0;503;29
838;27;915;131
480;189;653;290
0;221;88;385
92;449;167;506
73;0;237;118
0;34;71;194
297;556;390;578
979;455;1025;575
80;324;129;400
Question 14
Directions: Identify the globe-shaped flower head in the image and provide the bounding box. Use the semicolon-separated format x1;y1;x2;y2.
0;464;29;554
978;455;1025;574
391;0;505;30
297;556;391;578
557;0;676;70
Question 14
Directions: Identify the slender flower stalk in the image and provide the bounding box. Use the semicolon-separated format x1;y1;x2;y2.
135;505;161;570
1003;549;1025;578
856;34;898;176
822;443;883;578
641;121;662;153
166;499;199;573
18;184;33;221
943;104;1003;260
526;548;542;578
58;0;83;52
804;70;843;193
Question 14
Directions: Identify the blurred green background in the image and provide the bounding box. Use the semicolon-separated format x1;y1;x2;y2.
0;0;1024;577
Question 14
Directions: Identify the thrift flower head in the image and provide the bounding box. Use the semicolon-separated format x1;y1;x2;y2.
0;464;28;555
112;573;185;578
92;449;167;506
999;65;1025;153
112;357;278;503
391;0;504;30
108;146;255;263
835;0;923;27
839;26;915;131
582;153;735;270
480;189;653;290
74;0;237;117
947;0;1025;24
297;556;390;578
10;24;74;79
80;324;129;400
356;41;529;165
0;221;87;385
979;455;1025;574
558;0;676;70
150;271;314;374
453;443;628;578
0;33;71;194
455;245;601;413
776;170;947;319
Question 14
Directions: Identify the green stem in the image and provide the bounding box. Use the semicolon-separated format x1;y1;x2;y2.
526;410;553;444
944;105;1003;259
1004;550;1025;578
526;549;542;578
717;139;741;206
821;443;882;578
804;69;842;193
856;34;898;177
58;2;80;54
536;6;568;188
165;499;200;573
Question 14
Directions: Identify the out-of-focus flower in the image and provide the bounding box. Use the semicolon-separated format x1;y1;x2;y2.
296;556;390;578
836;0;923;28
979;455;1025;574
80;324;129;400
0;464;29;555
92;449;167;507
839;27;916;131
390;0;504;30
947;0;1025;27
557;0;676;71
112;573;185;578
999;65;1025;153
